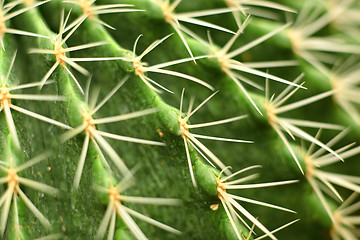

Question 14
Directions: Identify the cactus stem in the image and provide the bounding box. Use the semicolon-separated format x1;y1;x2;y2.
2;0;360;238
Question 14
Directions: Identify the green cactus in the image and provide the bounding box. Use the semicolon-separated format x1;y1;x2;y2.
0;0;360;239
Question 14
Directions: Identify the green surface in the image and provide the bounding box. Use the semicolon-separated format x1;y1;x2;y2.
0;0;360;239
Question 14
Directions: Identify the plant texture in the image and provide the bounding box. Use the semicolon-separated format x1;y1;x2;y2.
0;0;360;239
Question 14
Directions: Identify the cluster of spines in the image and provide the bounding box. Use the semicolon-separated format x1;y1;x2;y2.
0;0;360;239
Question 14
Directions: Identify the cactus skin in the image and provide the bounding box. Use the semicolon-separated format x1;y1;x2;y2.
0;0;360;239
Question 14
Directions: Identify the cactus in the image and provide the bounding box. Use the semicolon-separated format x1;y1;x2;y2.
0;0;360;239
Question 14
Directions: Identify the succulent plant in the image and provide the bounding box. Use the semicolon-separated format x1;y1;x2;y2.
1;0;360;239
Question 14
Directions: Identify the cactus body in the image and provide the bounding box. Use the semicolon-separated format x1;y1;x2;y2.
0;0;360;239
